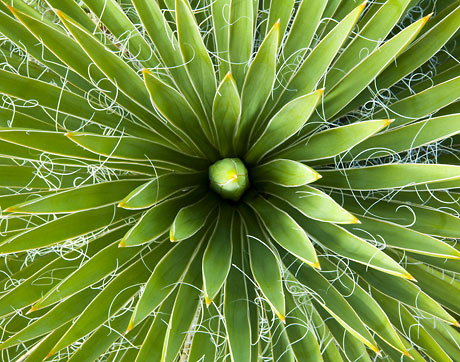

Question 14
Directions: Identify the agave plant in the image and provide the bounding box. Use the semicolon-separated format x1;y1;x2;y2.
0;0;459;361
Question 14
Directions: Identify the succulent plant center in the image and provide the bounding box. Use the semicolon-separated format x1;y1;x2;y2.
209;158;250;201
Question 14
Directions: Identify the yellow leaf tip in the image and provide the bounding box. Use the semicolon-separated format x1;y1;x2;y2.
453;320;460;327
351;215;361;224
405;273;417;282
26;306;37;315
402;350;414;359
312;261;321;270
45;350;54;359
205;296;212;306
422;13;433;23
169;227;176;242
118;240;125;248
318;88;325;95
276;311;286;322
359;1;368;10
142;68;152;76
3;207;12;213
224;72;234;80
126;321;134;333
384;119;395;126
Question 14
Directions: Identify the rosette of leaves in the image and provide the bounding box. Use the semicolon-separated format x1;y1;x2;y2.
0;0;459;361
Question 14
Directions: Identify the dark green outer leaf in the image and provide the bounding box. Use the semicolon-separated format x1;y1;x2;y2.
318;164;460;190
48;243;170;355
129;230;204;328
7;180;145;213
0;206;132;254
202;205;234;304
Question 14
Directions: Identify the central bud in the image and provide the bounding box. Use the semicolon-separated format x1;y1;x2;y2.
209;158;250;201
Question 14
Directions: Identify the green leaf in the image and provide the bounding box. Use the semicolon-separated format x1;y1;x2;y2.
7;180;144;213
211;0;231;78
0;136;157;176
375;3;460;92
79;0;158;68
0;206;131;253
344;215;460;259
0;5;90;91
229;0;254;90
315;305;371;362
224;225;252;362
0;165;56;189
419;313;460;361
44;0;101;36
0;69;133;134
266;2;364;118
282;0;326;64
375;76;460;128
353;262;458;325
287;207;412;279
267;311;295;362
135;292;176;362
373;290;455;362
119;172;206;209
188;304;219;362
284;292;322;362
176;0;216;116
265;0;294;37
261;183;358;224
0;227;119;317
341;192;460;238
202;205;234;304
143;69;218;158
242;208;285;320
66;132;207;171
7;6;156;127
56;10;152;112
276;119;392;162
130;0;206;116
129;231;204;329
34;231;143;310
245;90;323;164
161;253;202;362
321;14;430;121
251;159;321;187
48;244;169;356
346;114;460;162
66;312;132;362
170;193;218;241
319;257;408;354
286;259;379;353
405;261;460;315
0;107;54;131
235;21;279;153
0;288;98;349
121;190;202;247
0;129;111;161
21;324;71;362
325;0;412;89
318;164;460;190
212;73;240;157
246;195;319;268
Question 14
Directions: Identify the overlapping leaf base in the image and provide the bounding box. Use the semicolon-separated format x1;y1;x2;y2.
0;0;459;361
